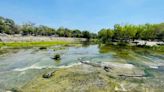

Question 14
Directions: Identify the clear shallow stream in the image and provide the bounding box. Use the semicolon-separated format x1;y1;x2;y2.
0;45;164;91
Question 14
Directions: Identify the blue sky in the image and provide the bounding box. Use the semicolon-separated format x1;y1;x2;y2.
0;0;163;32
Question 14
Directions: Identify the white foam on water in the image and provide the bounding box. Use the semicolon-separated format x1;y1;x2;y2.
13;62;82;71
13;64;47;71
149;66;158;69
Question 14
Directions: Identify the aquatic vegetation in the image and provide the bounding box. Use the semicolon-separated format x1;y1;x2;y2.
0;41;72;48
53;54;61;60
144;68;155;77
0;49;7;55
39;46;47;50
53;47;65;51
21;65;121;92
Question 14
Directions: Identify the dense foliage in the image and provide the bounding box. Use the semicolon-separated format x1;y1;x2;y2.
98;24;164;43
0;16;96;39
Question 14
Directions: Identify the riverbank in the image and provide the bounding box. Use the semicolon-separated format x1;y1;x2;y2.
0;41;71;48
0;35;86;42
0;35;86;49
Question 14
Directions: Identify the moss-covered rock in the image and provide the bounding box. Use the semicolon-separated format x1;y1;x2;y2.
53;54;61;60
42;72;53;78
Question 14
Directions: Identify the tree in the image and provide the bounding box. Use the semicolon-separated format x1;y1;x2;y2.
56;27;65;37
123;24;137;41
72;29;82;37
90;33;97;39
140;24;157;40
82;31;91;39
113;24;124;41
98;28;114;43
21;23;35;35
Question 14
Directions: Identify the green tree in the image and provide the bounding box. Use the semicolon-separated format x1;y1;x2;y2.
98;28;114;43
82;31;91;39
123;24;137;41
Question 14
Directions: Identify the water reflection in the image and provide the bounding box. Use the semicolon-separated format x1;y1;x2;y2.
98;44;132;59
81;41;92;47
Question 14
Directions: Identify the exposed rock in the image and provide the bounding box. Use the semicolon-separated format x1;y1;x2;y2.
118;74;145;78
80;61;101;67
103;66;111;72
42;71;54;78
80;61;113;72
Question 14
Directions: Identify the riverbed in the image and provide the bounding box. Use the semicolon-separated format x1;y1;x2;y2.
0;45;164;92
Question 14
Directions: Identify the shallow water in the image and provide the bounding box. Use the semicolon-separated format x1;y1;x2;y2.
0;45;164;91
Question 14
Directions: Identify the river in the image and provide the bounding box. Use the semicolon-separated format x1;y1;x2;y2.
0;44;164;91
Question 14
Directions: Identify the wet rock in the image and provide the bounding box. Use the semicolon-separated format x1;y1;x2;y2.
118;74;145;78
80;61;101;67
104;66;110;72
42;72;53;78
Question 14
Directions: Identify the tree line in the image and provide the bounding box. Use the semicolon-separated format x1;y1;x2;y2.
0;16;97;39
1;16;164;42
98;23;164;43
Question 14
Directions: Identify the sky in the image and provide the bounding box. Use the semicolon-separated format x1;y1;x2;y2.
0;0;163;32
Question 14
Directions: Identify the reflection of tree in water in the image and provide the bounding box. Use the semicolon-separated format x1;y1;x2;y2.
134;49;151;56
81;41;91;47
98;44;132;59
115;50;130;58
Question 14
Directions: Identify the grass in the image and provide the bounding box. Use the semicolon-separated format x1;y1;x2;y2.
0;41;72;48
